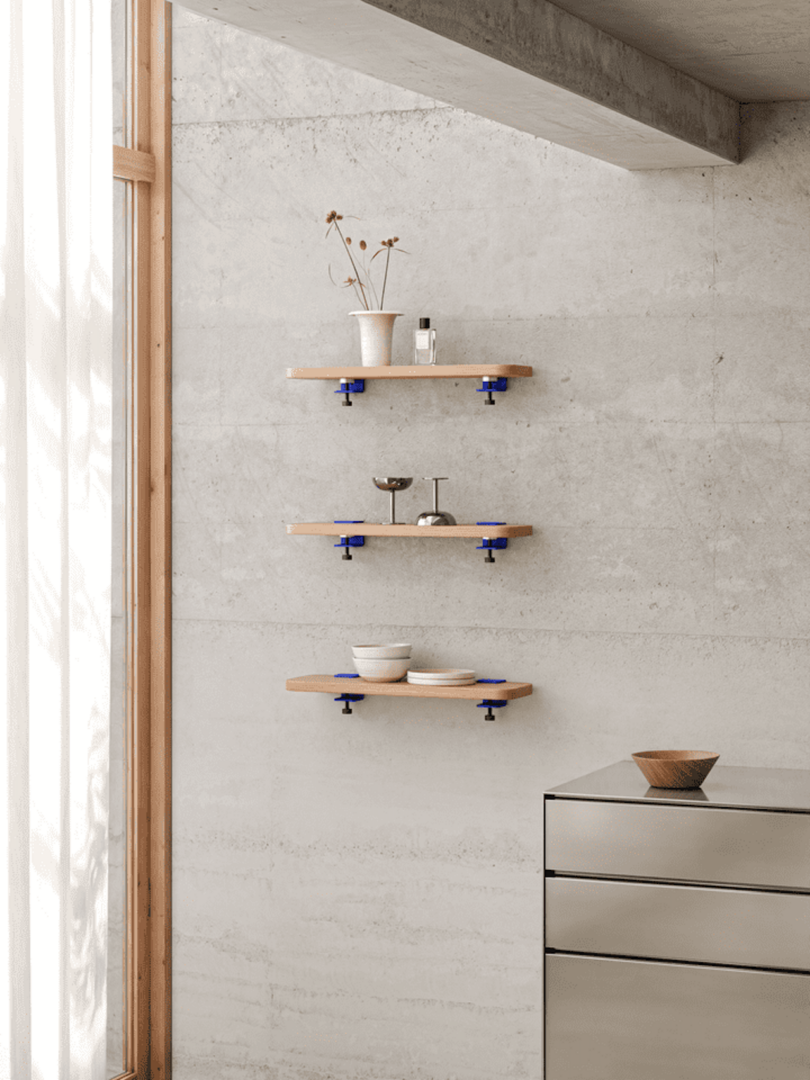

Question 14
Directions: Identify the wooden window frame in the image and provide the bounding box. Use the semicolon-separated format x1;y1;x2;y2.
113;0;172;1076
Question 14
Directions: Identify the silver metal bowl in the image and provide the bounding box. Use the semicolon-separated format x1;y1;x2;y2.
372;477;413;524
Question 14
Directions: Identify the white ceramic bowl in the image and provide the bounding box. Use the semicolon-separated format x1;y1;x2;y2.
353;656;410;682
351;643;412;660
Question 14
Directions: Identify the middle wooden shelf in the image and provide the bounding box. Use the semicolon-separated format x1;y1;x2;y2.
286;523;532;539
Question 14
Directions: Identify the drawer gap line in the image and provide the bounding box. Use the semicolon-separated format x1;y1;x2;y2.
546;948;810;977
545;870;810;896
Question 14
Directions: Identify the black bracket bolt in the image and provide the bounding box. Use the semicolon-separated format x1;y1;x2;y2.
334;693;364;714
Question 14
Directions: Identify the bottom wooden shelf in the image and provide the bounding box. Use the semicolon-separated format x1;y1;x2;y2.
287;674;532;719
287;675;532;700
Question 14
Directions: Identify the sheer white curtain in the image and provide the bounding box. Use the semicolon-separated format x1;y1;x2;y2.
0;0;112;1076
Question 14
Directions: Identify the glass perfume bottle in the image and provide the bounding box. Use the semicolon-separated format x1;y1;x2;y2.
414;317;436;365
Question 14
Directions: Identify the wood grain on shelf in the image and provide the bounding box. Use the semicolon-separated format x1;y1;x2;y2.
286;364;533;380
286;675;533;700
286;523;532;538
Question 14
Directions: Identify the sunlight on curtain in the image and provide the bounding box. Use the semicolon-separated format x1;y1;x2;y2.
0;0;112;1076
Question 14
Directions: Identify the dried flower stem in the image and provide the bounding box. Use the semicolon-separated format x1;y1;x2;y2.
333;219;368;309
349;278;366;308
380;246;392;309
359;249;381;309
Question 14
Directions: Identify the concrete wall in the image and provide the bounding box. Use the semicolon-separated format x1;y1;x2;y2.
171;6;810;1077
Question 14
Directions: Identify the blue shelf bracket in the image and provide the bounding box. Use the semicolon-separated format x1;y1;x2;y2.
476;522;507;563
333;673;364;714
335;378;365;406
477;679;507;721
476;377;508;405
333;521;365;560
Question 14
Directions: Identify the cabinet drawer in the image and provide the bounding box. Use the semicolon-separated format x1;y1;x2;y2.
545;797;810;889
546;876;810;971
545;952;810;1080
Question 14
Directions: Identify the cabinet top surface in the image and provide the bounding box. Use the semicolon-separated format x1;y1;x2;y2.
546;760;810;812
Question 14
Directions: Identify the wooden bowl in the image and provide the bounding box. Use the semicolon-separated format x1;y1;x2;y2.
632;750;720;790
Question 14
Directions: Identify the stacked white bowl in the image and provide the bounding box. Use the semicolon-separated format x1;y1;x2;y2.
352;643;411;682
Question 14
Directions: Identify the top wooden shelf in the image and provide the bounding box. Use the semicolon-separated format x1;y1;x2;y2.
286;364;533;380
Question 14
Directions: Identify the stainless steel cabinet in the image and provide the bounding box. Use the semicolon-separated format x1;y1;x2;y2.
544;762;810;1080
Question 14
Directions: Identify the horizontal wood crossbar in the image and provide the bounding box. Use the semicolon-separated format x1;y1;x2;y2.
286;364;533;380
286;523;532;539
113;145;157;183
287;675;533;700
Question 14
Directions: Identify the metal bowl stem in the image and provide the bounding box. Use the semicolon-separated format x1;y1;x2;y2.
416;477;456;526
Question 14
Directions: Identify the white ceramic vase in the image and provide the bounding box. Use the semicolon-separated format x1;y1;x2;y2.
350;310;403;367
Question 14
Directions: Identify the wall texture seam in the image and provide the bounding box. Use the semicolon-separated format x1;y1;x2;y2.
171;105;455;129
171;615;810;646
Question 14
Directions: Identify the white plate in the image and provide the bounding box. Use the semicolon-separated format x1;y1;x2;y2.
407;673;476;681
408;682;479;691
407;675;477;685
407;668;475;680
407;680;476;687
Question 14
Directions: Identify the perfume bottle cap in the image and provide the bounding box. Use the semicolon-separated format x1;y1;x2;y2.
419;317;430;329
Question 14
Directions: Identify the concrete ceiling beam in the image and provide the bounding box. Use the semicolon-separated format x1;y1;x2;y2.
174;0;741;170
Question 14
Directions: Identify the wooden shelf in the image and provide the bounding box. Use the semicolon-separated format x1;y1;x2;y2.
286;523;532;539
286;675;533;701
286;364;532;381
